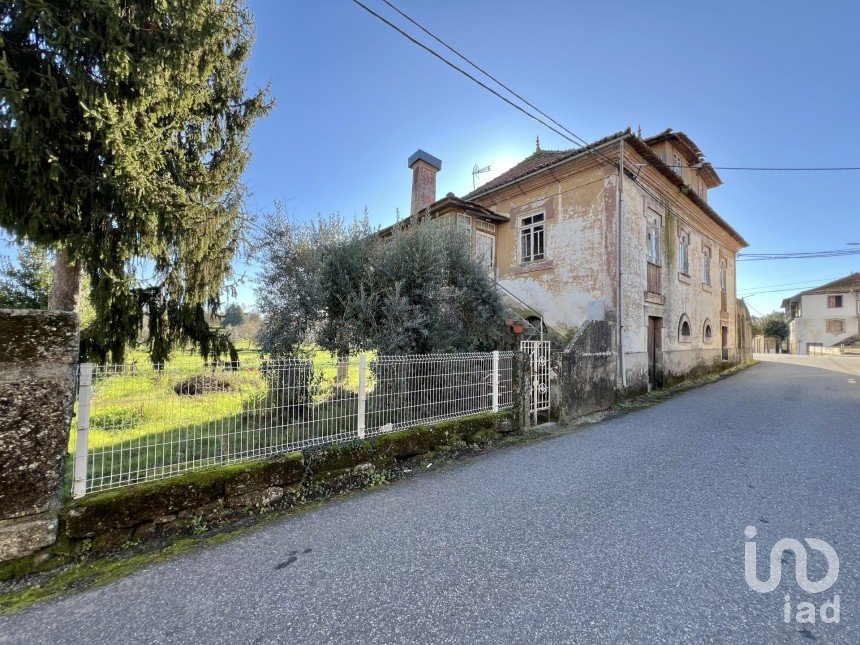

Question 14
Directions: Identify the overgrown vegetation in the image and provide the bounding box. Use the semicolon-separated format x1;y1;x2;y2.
0;1;272;365
0;241;52;309
751;310;789;341
256;210;507;358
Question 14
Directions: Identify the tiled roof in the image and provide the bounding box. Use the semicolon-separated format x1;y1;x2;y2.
377;193;507;238
462;128;747;247
782;272;860;305
462;130;629;201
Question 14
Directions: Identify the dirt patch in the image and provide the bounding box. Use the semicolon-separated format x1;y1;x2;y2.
173;375;234;396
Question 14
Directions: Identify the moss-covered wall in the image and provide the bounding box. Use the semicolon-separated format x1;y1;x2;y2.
0;310;79;564
1;411;518;580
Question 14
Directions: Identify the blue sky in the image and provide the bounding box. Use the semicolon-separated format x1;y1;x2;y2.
5;1;858;316
236;0;860;315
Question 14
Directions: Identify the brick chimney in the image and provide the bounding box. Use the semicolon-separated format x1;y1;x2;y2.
408;149;442;215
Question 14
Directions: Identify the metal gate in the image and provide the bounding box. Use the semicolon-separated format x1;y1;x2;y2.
521;340;551;421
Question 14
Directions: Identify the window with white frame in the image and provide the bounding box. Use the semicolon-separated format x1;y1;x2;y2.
678;230;690;275
519;213;545;264
702;247;711;285
673;152;683;177
456;213;472;232
720;257;728;292
475;232;495;269
476;219;496;233
646;217;660;265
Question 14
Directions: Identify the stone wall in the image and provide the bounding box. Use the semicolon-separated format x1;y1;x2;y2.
1;411;518;579
0;310;79;563
557;319;617;419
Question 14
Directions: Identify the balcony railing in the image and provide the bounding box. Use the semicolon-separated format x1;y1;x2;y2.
647;262;661;295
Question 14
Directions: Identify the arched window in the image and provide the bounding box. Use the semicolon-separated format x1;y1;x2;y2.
703;319;713;344
678;315;692;343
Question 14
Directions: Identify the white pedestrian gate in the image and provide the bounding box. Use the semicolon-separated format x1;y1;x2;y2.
521;340;551;421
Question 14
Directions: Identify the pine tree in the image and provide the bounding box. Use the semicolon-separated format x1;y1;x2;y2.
221;303;246;328
0;1;271;364
0;241;53;309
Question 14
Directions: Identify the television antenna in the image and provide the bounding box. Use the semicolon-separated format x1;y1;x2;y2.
472;164;491;190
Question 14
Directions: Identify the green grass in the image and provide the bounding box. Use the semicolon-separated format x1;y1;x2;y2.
68;345;382;493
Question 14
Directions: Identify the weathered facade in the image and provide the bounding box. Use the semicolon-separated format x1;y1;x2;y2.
782;273;860;354
387;128;749;405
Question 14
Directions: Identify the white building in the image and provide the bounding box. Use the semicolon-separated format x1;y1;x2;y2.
782;273;860;354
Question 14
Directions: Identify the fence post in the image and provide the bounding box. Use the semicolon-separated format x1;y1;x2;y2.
491;350;499;413
72;363;93;499
357;354;366;439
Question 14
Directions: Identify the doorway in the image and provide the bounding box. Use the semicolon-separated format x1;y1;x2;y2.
647;316;663;390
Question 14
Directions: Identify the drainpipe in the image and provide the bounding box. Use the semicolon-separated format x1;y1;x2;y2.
617;139;627;388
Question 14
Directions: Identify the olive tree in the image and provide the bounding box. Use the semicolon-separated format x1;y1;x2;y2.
256;211;506;357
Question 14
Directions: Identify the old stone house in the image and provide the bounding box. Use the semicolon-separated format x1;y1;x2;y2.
386;128;749;403
781;272;860;354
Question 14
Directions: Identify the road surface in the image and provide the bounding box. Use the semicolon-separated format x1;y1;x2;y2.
2;357;858;644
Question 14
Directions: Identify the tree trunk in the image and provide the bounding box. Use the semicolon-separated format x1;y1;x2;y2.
49;247;81;312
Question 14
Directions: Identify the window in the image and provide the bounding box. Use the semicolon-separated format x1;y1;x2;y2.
519;213;545;264
646;217;660;265
720;258;727;292
673;152;683;177
827;295;843;308
456;213;472;232
678;315;691;342
678;231;690;275
476;219;496;233
475;232;495;269
702;247;711;285
826;319;845;334
703;320;713;343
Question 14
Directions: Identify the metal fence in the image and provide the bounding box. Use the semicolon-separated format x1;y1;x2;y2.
72;351;515;497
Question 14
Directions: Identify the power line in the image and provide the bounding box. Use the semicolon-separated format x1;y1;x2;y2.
742;299;766;317
650;163;860;172
349;0;590;153
378;0;591;151
740;286;827;297
737;276;842;292
349;0;710;234
738;249;860;261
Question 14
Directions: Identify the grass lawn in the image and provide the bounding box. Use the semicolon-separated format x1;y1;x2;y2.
68;344;373;495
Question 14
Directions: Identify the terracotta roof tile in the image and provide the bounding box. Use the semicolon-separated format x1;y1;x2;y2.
782;272;860;305
462;130;628;201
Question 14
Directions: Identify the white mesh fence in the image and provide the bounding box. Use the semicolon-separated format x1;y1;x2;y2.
71;351;515;496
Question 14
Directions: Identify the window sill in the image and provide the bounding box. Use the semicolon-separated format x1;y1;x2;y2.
677;272;692;285
644;291;664;305
510;259;555;275
701;282;712;292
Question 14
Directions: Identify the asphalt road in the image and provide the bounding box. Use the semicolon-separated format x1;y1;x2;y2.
2;357;858;644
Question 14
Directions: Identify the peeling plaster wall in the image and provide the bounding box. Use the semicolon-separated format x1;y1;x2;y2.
619;157;743;388
472;142;746;393
789;292;860;353
482;165;612;336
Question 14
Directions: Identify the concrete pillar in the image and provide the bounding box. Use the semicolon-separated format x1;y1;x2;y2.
0;310;78;562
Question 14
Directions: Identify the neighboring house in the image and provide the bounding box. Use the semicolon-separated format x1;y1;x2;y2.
386;127;748;394
781;273;860;354
752;335;782;354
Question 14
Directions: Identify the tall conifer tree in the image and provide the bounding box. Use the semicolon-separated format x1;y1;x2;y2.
0;1;271;363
